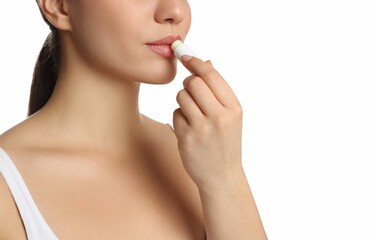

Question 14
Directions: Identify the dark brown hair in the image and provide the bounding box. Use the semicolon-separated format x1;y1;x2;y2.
28;6;61;116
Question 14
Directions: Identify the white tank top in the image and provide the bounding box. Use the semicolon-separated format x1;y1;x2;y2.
0;147;59;239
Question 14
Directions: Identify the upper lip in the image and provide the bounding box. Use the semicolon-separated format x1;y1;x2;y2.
147;35;182;45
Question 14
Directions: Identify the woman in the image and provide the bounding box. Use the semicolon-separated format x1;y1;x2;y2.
0;0;267;239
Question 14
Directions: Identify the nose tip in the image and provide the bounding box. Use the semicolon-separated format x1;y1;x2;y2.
155;0;187;24
164;13;182;23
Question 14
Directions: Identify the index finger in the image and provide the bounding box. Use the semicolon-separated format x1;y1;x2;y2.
181;56;239;107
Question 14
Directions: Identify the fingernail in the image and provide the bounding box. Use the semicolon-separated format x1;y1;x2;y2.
181;55;193;62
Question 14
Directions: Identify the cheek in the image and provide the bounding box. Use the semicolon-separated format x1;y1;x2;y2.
69;3;140;75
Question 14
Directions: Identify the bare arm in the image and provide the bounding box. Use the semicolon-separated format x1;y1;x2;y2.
198;169;267;240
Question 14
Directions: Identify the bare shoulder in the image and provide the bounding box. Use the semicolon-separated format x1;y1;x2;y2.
0;114;44;157
0;117;29;149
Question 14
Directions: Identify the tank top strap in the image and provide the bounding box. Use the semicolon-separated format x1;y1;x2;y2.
0;147;58;240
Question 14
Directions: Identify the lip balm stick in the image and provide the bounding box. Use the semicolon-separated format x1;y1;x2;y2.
171;40;196;62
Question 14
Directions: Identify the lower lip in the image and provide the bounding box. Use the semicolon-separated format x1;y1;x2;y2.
147;44;175;58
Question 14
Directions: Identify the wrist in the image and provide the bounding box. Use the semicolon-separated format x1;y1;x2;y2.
197;167;248;196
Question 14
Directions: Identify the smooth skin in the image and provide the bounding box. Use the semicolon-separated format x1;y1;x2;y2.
0;0;267;239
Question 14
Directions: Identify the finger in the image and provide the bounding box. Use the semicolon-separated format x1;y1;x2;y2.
181;56;240;107
183;76;222;116
176;88;204;124
173;108;189;137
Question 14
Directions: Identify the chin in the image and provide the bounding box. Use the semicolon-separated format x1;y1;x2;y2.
144;71;177;85
140;61;178;85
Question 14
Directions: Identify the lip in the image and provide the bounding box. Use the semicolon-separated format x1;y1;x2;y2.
147;35;182;45
146;35;182;58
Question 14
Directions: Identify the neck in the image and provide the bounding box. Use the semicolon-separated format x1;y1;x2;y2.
36;43;144;154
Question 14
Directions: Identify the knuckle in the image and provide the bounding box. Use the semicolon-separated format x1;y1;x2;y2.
197;122;210;135
205;68;220;79
215;116;230;130
213;108;242;131
214;110;237;130
182;75;194;86
205;60;214;67
173;108;181;117
232;103;243;117
176;89;187;103
184;76;202;89
175;107;182;114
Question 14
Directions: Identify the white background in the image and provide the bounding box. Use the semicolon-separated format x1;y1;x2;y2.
1;0;374;239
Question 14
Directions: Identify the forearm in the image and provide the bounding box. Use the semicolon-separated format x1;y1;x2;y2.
198;169;267;240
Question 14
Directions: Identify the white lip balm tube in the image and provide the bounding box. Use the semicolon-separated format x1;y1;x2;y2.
171;40;196;62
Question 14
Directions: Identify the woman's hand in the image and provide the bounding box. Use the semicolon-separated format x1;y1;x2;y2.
173;56;244;191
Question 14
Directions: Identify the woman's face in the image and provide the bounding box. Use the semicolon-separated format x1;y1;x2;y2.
67;0;191;84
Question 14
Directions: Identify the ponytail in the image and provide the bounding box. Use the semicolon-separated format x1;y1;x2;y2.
28;9;61;116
